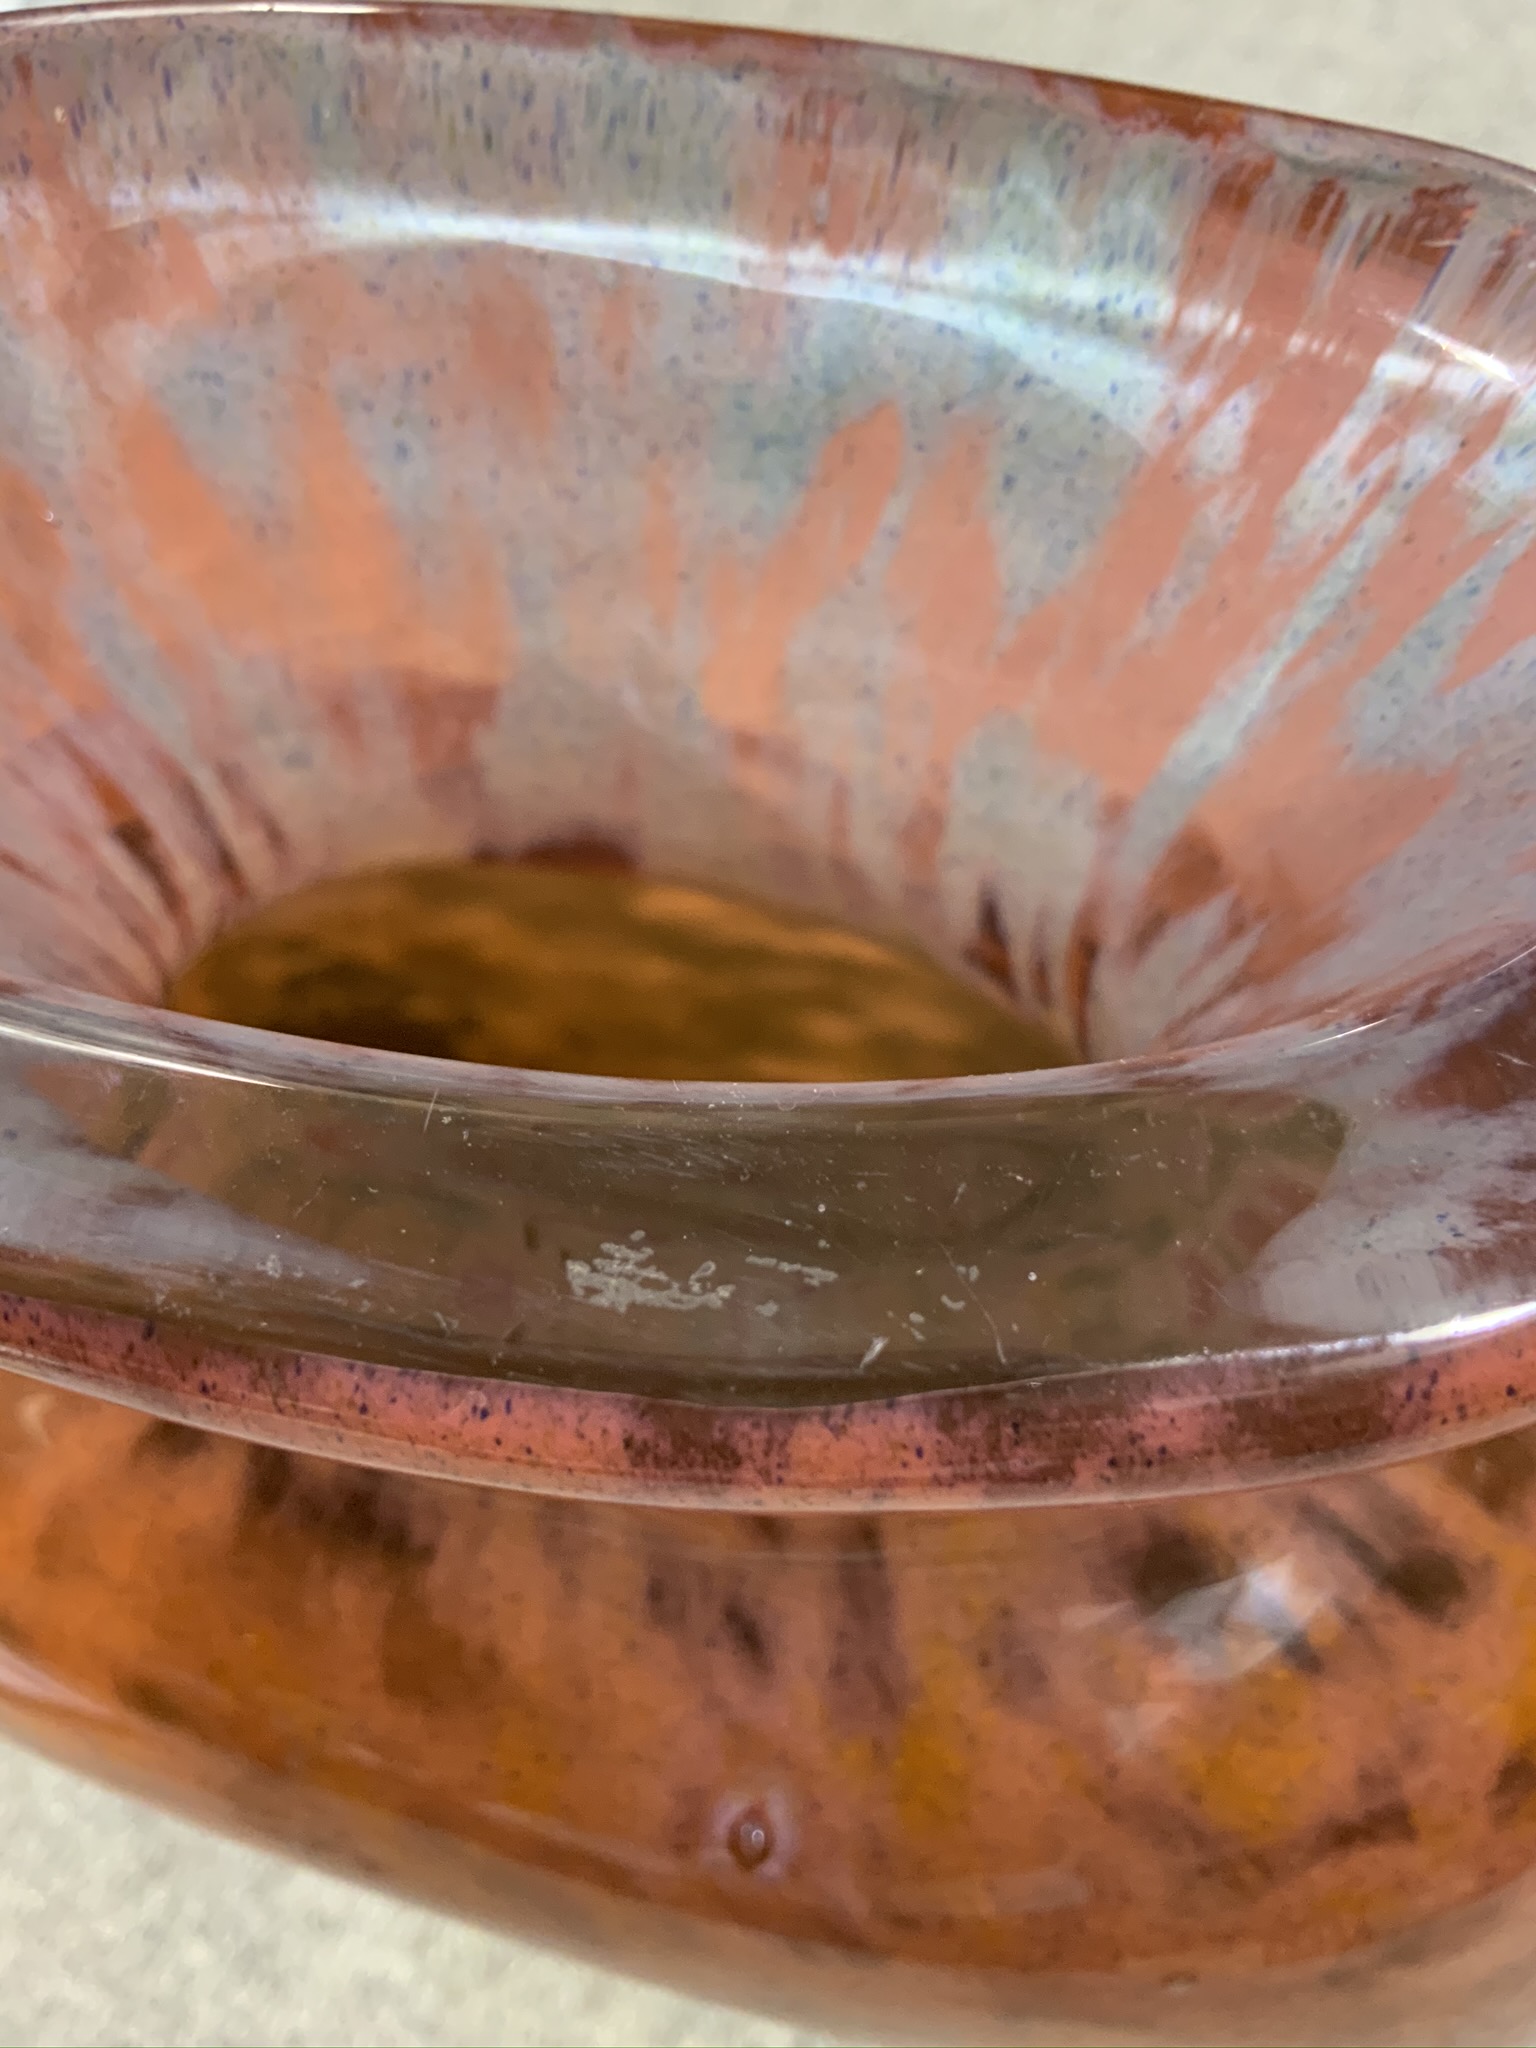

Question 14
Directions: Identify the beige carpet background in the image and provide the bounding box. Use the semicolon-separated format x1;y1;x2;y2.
0;1;1532;2042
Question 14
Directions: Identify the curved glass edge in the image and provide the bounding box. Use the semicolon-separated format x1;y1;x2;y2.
0;952;1530;1501
0;1279;1533;1508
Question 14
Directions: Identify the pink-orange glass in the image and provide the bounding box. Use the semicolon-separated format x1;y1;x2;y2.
0;6;1534;2040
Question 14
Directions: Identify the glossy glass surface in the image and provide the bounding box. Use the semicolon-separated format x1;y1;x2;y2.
8;1380;1536;2047
0;2;1535;2039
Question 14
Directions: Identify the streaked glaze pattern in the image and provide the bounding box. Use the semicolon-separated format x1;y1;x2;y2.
2;5;1536;2040
7;1379;1536;2046
1;7;1535;1055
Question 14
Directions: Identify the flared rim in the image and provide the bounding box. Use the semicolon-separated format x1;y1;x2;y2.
0;0;1533;1504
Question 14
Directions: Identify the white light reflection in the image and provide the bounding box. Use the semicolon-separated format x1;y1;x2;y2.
0;1009;283;1089
1407;320;1524;390
1398;1295;1536;1353
0;1640;110;1721
1150;1556;1329;1685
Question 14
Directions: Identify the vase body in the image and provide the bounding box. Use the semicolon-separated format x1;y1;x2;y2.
8;1373;1536;2045
4;5;1536;2042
